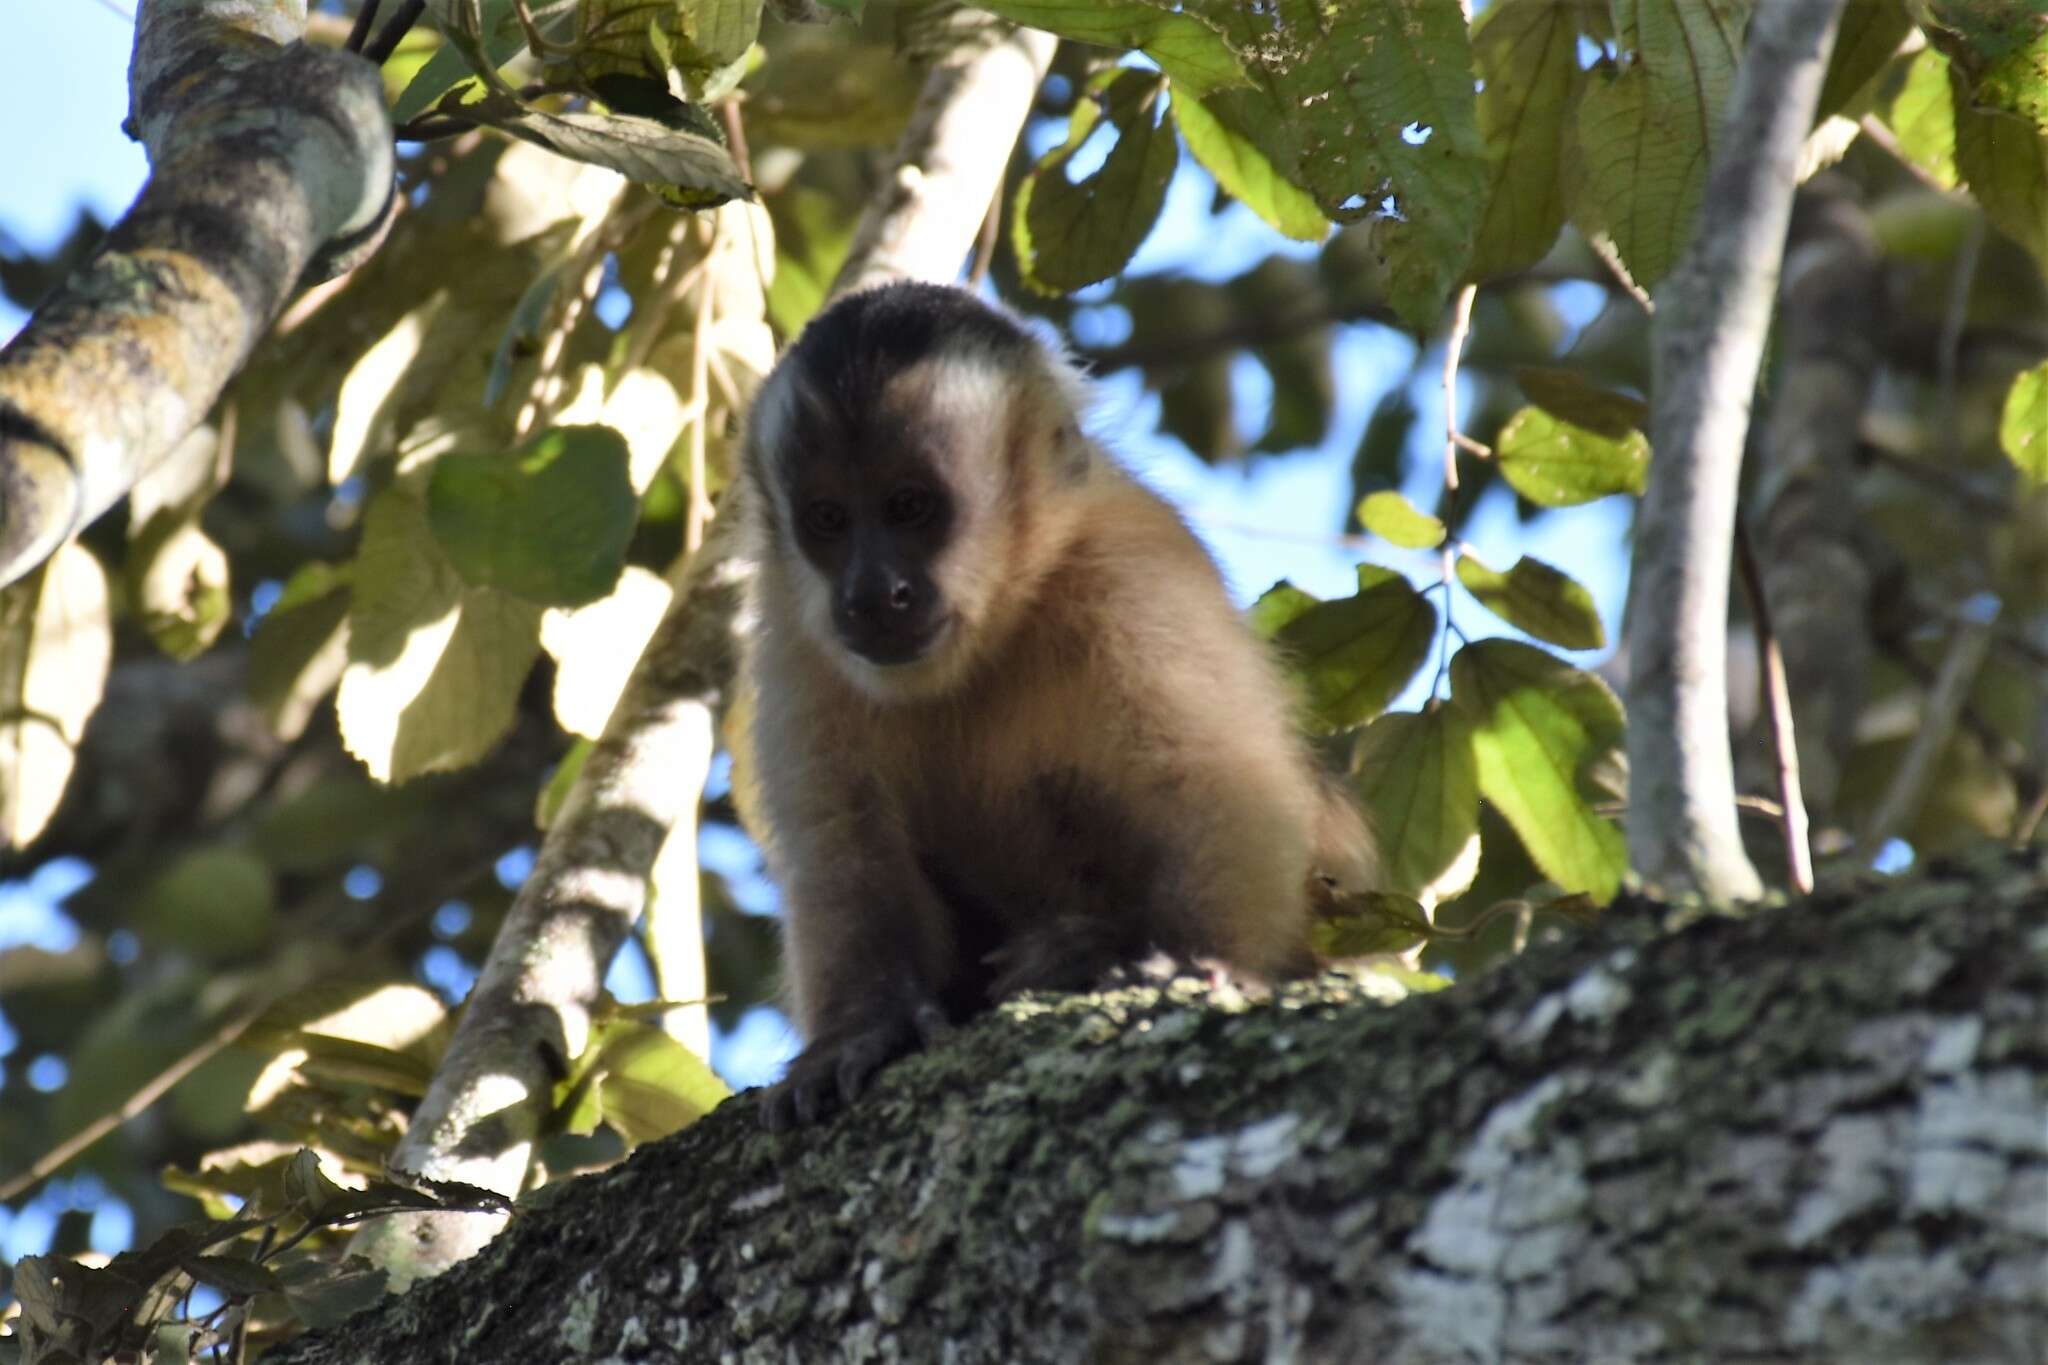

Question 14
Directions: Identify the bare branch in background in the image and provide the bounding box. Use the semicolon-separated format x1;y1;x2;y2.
1626;0;1848;901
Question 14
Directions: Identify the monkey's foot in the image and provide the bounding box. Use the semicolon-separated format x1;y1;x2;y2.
759;998;951;1131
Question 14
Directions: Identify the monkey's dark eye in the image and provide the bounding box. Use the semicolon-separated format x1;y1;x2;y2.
801;501;848;538
883;485;936;528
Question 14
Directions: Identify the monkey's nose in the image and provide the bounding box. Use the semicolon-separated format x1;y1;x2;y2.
837;568;944;664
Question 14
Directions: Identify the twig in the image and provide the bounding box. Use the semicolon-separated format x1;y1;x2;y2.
686;221;720;554
87;0;133;20
716;98;754;186
362;0;427;66
345;0;385;54
1441;284;1476;495
1935;217;1985;469
1734;516;1814;893
968;188;1002;289
1858;614;1998;860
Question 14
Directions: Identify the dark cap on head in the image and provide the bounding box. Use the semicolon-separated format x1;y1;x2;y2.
780;282;1037;416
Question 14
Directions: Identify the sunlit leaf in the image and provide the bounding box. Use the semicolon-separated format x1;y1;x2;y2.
976;1;1249;98
1247;581;1321;640
1357;490;1446;549
540;566;673;738
1494;405;1650;506
1951;62;2048;274
1275;576;1436;731
0;544;111;848
1925;0;2048;127
339;486;543;783
1451;639;1627;904
1882;48;1961;189
556;1019;730;1146
1171;91;1326;241
1456;551;1607;651
1312;891;1435;958
2002;360;2048;482
1351;707;1481;903
249;563;352;743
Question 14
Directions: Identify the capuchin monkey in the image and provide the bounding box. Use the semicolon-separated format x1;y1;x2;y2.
738;282;1373;1130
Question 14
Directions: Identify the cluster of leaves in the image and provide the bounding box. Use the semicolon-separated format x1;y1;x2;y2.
1;1148;505;1364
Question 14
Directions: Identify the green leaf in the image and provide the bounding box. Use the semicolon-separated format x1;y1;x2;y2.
182;1255;282;1299
974;2;1249;98
1572;0;1749;290
135;847;277;962
1817;0;1914;120
1170;91;1326;241
1311;891;1435;958
428;425;638;607
537;737;595;829
1511;365;1650;439
1274;576;1437;731
273;1252;391;1331
1468;0;1582;279
2001;360;2048;482
1451;639;1627;904
340;486;544;784
1356;490;1446;549
0;543;111;848
556;1020;730;1147
1351;707;1481;903
1951;62;2048;274
1014;69;1178;294
391;0;522;124
128;515;232;662
1246;581;1321;640
1186;0;1487;326
1924;0;2048;128
1494;405;1650;506
540;565;673;738
765;184;855;335
1882;47;1961;189
451;91;751;208
1455;551;1607;651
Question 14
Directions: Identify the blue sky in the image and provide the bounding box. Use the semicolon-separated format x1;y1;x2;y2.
0;1;1637;1259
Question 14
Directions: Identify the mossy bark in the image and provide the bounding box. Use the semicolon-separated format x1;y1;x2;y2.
271;843;2048;1364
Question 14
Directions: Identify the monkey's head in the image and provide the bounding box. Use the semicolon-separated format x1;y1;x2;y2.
743;283;1094;701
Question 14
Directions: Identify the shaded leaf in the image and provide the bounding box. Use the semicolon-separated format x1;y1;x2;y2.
1512;365;1650;439
1817;0;1915;120
1312;891;1435;958
556;1019;730;1146
1275;577;1437;731
1925;0;2048;127
1469;0;1583;278
273;1252;390;1331
1456;551;1607;650
1451;638;1627;904
1951;62;2048;273
1014;69;1178;294
1351;707;1481;903
1494;405;1650;506
135;848;277;962
453;91;751;207
428;425;638;607
1572;1;1749;290
181;1255;281;1299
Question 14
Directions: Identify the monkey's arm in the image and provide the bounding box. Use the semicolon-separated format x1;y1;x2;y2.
758;806;959;1130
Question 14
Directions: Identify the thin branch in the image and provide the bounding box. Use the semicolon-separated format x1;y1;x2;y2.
716;98;754;187
1434;285;1477;701
1626;0;1847;900
1856;114;1962;195
1859;615;1997;860
968;188;1002;290
1734;516;1814;894
345;0;385;54
362;0;428;66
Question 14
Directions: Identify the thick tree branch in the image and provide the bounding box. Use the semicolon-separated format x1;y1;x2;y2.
0;0;394;588
275;843;2048;1364
1626;0;1847;901
354;17;1057;1286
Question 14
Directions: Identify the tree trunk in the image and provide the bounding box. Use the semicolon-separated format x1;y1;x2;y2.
270;842;2048;1364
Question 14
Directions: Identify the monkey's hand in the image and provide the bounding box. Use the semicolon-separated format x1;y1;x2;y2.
759;994;951;1131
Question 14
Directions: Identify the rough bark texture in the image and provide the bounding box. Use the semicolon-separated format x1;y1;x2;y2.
271;842;2048;1365
0;0;393;588
1628;0;1848;902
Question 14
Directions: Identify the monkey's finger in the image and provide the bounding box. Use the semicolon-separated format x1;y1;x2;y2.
759;1085;798;1133
793;1073;838;1127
